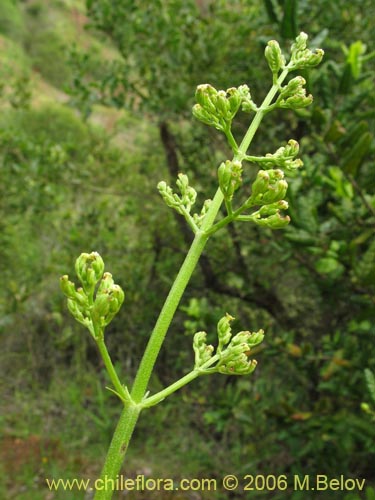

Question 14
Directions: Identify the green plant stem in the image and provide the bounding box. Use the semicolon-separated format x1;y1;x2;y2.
142;369;201;408
142;354;221;409
96;338;130;403
236;67;289;159
205;200;252;236
94;403;140;500
131;187;224;404
94;67;290;500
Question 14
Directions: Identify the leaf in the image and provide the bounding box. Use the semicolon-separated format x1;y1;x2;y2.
341;132;372;176
354;239;375;285
364;369;375;405
263;0;279;24
315;257;345;277
280;0;298;40
347;41;366;79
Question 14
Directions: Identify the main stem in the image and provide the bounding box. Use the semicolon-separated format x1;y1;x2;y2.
94;68;289;500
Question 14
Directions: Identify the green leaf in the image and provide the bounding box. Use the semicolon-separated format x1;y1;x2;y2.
280;0;298;40
263;0;279;24
315;257;345;276
341;132;372;176
364;369;375;405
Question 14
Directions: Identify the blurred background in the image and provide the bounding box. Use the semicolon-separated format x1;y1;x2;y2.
0;0;374;498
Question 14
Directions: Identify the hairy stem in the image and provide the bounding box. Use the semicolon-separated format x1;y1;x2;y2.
94;404;140;500
96;338;130;403
131;187;224;403
142;354;221;409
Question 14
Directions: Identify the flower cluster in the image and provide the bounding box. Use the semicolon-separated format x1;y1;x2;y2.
289;32;324;70
218;160;243;202
158;173;213;231
60;252;124;340
192;84;257;133
193;314;264;376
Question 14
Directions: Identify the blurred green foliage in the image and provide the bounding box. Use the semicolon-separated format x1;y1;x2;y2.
1;0;374;498
0;0;25;40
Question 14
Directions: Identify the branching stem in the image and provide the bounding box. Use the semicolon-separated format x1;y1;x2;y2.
94;66;293;500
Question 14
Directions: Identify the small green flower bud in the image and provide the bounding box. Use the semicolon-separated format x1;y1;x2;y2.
277;199;289;210
193;331;214;368
217;313;234;353
227;343;250;358
106;285;125;324
193;331;207;348
279;76;306;99
218;160;243;201
97;272;115;295
266;213;291;229
265;40;285;74
304;49;324;67
247;329;265;347
67;298;90;327
192;104;221;130
227;87;241;116
291;32;308;55
285;158;303;172
60;275;77;300
92;284;125;327
176;173;197;212
195;84;217;113
258;204;279;217
157;180;168;191
216;90;231;119
60;275;89;309
238;84;257;113
158;181;181;211
261;179;288;204
230;331;251;346
280;92;313;109
91;293;111;322
75;252;105;293
284;139;299;157
218;357;258;376
250;170;270;200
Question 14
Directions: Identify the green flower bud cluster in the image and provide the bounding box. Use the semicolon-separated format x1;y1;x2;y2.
158;173;197;216
262;140;303;173
250;201;291;229
217;328;264;375
289;32;324;70
193;314;264;376
158;174;214;231
192;84;256;131
193;331;215;368
278;79;313;109
91;274;125;329
239;169;290;229
60;252;124;339
265;40;286;75
217;313;235;354
75;251;104;295
248;169;288;206
218;160;243;202
237;84;258;113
